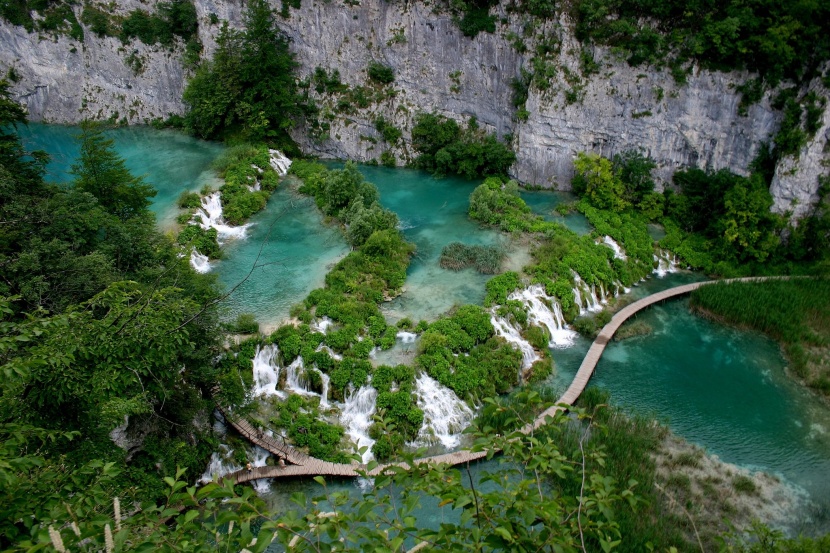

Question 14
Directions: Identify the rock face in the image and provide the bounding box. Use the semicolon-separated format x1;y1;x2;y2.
1;0;827;216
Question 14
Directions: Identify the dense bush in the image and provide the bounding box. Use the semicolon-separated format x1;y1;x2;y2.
367;61;395;84
573;0;830;87
177;224;221;259
410;113;515;178
210;143;280;225
121;1;198;46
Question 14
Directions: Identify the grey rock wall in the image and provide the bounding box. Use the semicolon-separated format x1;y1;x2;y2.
1;0;826;217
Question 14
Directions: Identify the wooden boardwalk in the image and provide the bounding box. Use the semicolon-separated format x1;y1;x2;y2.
221;276;782;483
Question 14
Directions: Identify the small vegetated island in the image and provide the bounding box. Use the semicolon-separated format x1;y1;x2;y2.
1;0;830;551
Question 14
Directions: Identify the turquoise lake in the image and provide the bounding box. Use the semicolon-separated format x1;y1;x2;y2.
19;124;830;532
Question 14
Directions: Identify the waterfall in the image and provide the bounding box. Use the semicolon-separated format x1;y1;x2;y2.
508;285;577;348
315;368;331;409
190;249;211;273
653;250;679;277
602;236;627;260
284;357;310;395
340;386;377;463
311;317;334;334
411;373;473;449
269;149;292;175
315;343;343;361
252;344;283;398
572;273;603;314
196;192;250;242
200;444;242;483
396;331;418;344
490;312;539;370
250;446;271;494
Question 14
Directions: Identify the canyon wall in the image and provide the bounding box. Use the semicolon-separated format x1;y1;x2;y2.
1;0;826;217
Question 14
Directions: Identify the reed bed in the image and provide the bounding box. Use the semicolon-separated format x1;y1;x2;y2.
439;242;505;274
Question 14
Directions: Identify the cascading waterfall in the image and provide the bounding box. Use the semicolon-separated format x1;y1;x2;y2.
490;312;539;370
250;446;271;494
396;331;418;344
269;149;292;175
602;236;627;260
315;368;331;409
311;317;334;334
508;285;578;348
315;343;343;361
190;249;211;273
252;344;283;398
653;250;680;277
196;192;250;243
340;386;378;463
572;273;603;314
200;444;242;483
411;373;473;449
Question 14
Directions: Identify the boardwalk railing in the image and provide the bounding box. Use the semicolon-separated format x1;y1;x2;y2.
220;277;787;482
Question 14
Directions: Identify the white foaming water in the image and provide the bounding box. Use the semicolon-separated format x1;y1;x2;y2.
490;312;539;370
341;386;377;463
311;317;334;334
508;285;578;348
412;373;473;449
315;343;343;361
252;344;282;398
572;273;603;314
196;192;250;243
315;368;331;409
269;149;292;175
653;250;680;277
602;236;627;260
190;249;211;273
250;446;271;494
200;444;241;483
396;331;417;344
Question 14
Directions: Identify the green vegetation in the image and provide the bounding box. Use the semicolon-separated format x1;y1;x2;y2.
369;364;422;460
367;61;395;84
269;394;348;462
176;224;221;259
573;0;830;87
0;0;83;40
0;84;230;545
691;279;830;396
182;0;301;148
211;143;280;225
121;1;198;47
410;113;515;179
439;242;505;273
415;305;522;400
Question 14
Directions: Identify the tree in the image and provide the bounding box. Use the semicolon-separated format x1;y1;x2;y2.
716;174;782;262
70;123;156;220
182;0;301;146
612;150;655;204
573;152;628;212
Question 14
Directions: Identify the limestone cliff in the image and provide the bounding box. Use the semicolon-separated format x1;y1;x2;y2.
1;0;827;216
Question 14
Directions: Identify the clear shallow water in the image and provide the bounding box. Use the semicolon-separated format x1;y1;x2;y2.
212;187;349;329
16;123;225;228
519;189;592;235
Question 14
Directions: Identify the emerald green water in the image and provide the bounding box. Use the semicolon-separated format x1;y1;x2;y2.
16;123;225;228
19;125;830;530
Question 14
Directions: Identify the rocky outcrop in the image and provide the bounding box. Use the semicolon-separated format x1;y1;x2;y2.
1;0;826;216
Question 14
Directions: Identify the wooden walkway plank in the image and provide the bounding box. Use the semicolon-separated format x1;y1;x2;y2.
215;276;790;482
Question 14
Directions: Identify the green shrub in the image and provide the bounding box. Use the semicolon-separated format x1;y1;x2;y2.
439;242;505;274
177;225;221;259
177;191;202;209
367;61;395;84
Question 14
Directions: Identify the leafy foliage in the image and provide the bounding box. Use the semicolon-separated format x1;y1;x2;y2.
367;61;395;84
411;113;515;178
183;0;301;147
439;242;505;273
